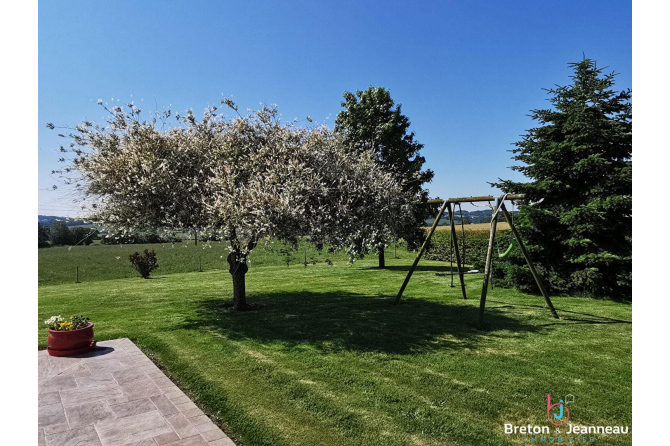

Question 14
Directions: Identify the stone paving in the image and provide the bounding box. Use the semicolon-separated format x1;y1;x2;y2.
39;338;235;446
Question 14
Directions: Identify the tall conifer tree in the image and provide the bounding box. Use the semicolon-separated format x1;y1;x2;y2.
494;59;632;298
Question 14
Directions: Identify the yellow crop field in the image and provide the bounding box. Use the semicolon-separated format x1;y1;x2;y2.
428;222;510;232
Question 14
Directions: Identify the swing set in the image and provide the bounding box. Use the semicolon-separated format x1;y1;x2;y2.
394;194;560;326
446;201;516;289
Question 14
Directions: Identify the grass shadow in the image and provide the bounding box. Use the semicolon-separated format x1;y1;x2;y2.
486;299;632;325
180;291;544;354
361;265;474;273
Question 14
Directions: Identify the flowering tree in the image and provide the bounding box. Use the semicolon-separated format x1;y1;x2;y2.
52;100;414;310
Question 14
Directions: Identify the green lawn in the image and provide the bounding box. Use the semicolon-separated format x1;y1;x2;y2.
38;247;632;446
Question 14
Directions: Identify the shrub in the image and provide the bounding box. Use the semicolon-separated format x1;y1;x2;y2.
424;229;515;273
129;249;159;279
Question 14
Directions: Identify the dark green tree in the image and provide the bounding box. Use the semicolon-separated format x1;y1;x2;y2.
38;223;51;248
70;227;97;246
335;86;434;268
49;221;74;246
494;59;631;299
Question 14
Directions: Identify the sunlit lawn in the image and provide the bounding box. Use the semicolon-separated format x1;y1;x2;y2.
38;247;632;446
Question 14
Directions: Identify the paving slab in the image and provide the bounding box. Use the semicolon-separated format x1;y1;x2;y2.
39;339;235;446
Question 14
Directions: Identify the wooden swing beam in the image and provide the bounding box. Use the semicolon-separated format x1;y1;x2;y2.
394;194;559;325
425;194;526;205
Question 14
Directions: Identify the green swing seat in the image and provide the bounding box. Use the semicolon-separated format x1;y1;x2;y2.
498;238;517;258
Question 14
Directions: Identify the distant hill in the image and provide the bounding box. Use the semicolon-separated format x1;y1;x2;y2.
38;215;87;227
425;208;519;226
39;210;518;229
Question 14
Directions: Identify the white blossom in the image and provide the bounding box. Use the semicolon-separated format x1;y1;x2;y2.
63;101;417;263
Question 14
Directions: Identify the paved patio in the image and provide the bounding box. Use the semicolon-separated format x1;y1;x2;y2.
38;338;235;446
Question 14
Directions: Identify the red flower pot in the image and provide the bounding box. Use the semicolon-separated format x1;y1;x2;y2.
47;322;96;357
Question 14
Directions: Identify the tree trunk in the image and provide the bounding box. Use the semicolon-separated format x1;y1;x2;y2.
378;245;386;269
227;252;248;310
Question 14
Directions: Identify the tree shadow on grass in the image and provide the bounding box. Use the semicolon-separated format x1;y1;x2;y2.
487;299;632;325
361;265;468;273
180;292;544;355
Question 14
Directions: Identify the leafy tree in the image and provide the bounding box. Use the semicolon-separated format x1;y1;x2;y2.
487;214;507;223
38;223;51;248
49;221;74;246
493;59;631;298
100;230;180;245
70;227;97;246
55;100;411;310
335;86;434;268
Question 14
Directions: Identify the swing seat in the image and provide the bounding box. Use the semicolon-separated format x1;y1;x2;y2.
498;239;517;258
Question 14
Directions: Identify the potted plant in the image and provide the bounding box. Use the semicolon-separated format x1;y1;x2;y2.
45;315;96;356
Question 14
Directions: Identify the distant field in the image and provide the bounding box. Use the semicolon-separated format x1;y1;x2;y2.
37;239;401;286
428;222;510;232
39;228;512;286
65;223;98;229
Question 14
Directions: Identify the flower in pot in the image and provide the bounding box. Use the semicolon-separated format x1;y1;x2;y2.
45;315;96;356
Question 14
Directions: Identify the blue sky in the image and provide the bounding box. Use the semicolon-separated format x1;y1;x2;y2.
38;0;632;217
